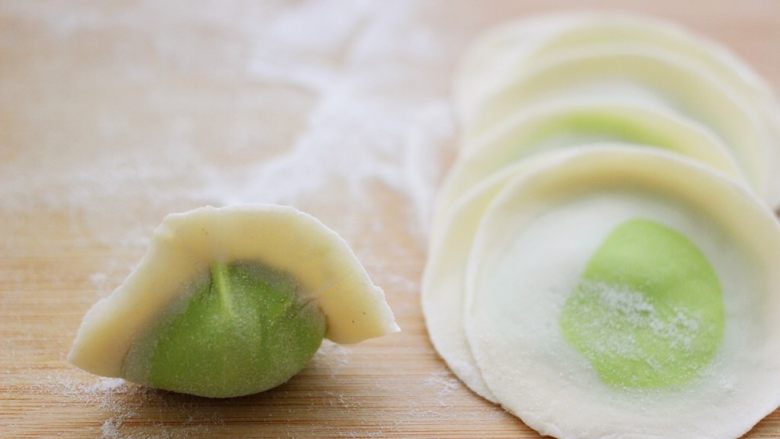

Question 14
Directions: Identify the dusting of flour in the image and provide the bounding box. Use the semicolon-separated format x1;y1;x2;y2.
577;281;703;356
0;0;454;252
1;1;469;438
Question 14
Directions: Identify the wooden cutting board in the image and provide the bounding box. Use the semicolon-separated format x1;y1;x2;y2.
2;1;779;437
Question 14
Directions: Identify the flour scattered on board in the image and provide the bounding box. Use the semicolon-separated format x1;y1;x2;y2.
4;0;468;438
43;373;225;439
0;0;454;251
424;371;461;407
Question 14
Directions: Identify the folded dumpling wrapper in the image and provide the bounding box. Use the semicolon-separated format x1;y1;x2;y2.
69;205;399;397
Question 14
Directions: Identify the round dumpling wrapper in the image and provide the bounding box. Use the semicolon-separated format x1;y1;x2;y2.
464;47;775;206
433;100;744;234
425;148;632;402
424;159;540;402
455;12;778;136
69;205;399;397
465;147;780;438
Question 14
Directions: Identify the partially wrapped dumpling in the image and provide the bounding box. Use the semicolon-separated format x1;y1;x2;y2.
464;147;780;438
69;205;399;398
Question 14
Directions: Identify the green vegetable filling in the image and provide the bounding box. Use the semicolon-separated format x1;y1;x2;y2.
536;111;682;151
560;219;725;388
134;262;326;398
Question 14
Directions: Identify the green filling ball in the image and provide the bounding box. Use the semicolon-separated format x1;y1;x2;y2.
560;219;725;388
124;262;326;398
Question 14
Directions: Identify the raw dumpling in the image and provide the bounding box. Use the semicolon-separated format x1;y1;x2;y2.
465;147;780;438
69;205;399;398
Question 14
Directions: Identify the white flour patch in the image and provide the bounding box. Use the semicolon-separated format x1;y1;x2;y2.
572;280;705;357
0;0;453;250
41;373;225;439
424;371;461;407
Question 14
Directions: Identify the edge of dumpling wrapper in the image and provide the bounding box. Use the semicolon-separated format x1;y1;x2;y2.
68;204;399;378
453;11;780;208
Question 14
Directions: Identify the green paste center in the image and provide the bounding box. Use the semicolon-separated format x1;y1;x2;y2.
128;262;326;398
559;219;725;388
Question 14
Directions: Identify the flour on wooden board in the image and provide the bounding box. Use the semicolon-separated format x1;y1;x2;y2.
0;0;453;250
3;1;460;438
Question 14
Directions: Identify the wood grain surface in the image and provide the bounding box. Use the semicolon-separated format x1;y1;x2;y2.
2;1;780;438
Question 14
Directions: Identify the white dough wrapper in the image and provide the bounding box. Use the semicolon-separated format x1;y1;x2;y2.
69;205;400;377
424;149;616;402
465;147;780;439
455;12;778;127
432;100;744;235
463;47;777;206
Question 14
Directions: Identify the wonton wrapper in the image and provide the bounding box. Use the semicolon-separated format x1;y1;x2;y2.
69;205;399;377
464;147;780;438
